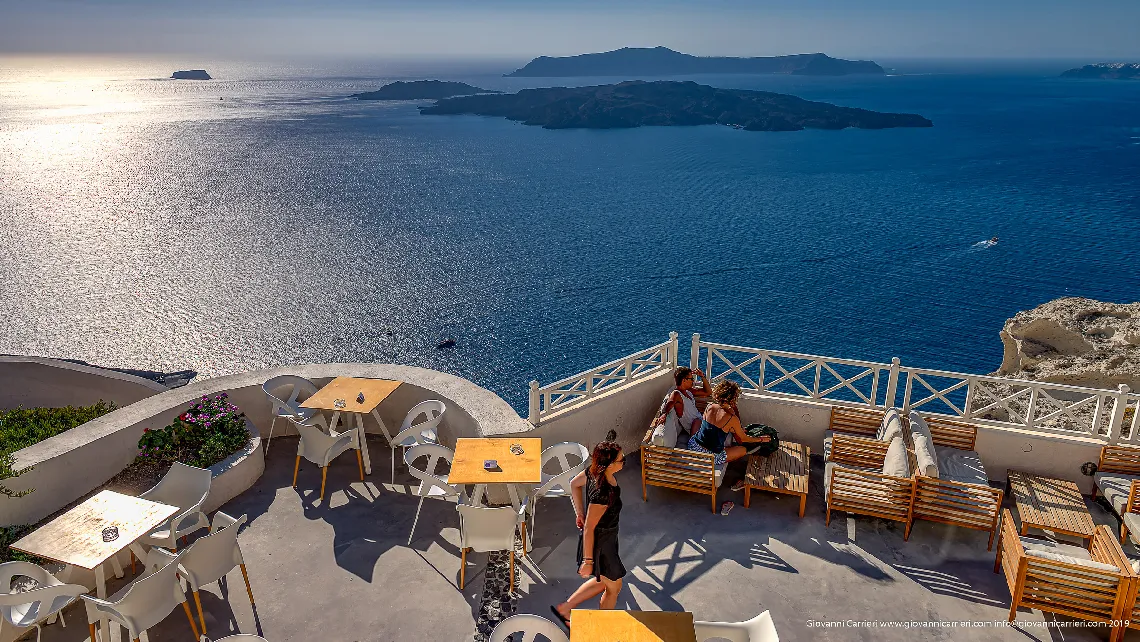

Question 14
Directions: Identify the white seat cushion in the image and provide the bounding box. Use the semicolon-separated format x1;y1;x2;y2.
908;411;938;478
881;436;910;478
1095;471;1140;515
822;430;834;462
877;408;904;443
1124;513;1140;546
935;448;988;486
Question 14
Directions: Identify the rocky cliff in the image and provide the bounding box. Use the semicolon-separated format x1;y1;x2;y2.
997;297;1140;391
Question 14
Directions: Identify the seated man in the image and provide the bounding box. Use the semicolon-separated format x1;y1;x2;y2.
651;366;710;437
688;380;771;491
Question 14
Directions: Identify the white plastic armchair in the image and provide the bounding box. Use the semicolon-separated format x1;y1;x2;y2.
527;442;589;546
292;419;363;501
384;400;445;485
82;548;200;642
489;614;569;642
0;562;87;642
457;504;525;592
404;443;466;545
694;611;780;642
262;375;329;455
177;512;255;638
139;461;212;552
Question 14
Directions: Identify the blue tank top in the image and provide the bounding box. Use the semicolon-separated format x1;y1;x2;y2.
694;418;729;453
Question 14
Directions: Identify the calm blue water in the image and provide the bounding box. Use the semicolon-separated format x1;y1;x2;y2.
1;57;1137;410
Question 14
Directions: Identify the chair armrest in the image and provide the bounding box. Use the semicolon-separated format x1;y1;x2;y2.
0;583;87;608
1090;525;1134;573
81;594;119;622
210;510;247;533
830;434;888;468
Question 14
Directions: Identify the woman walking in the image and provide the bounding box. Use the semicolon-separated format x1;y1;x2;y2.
551;430;626;628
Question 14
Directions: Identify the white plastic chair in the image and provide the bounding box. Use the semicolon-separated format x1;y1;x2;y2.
176;512;256;638
489;614;569;642
404;443;467;545
138;461;212;552
0;562;87;642
383;400;445;485
82;548;200;642
527;442;589;547
292;418;363;501
694;611;780;642
262;375;329;455
457;504;525;593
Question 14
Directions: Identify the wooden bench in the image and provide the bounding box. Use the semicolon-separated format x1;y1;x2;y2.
825;407;914;534
994;508;1133;641
908;415;1003;550
641;428;720;513
826;407;1002;548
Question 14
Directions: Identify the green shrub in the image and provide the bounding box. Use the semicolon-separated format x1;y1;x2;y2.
137;393;249;469
0;525;42;563
1;400;117;498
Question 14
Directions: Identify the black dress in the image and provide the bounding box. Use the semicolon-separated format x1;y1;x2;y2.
576;475;626;581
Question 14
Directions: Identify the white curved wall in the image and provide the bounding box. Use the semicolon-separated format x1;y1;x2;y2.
2;363;532;526
0;356;167;410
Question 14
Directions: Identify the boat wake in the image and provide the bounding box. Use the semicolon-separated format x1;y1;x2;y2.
970;237;999;250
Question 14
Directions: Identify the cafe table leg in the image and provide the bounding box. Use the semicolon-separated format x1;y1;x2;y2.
109;551;125;579
94;564;111;642
354;412;372;475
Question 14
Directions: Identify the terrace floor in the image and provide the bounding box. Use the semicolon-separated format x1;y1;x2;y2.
29;437;1140;642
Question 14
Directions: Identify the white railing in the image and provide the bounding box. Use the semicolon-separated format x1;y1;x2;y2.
528;332;679;424
688;333;1134;443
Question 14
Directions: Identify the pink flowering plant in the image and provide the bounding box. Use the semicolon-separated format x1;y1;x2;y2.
137;393;249;468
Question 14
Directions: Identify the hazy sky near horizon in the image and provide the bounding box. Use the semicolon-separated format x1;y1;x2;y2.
3;0;1139;61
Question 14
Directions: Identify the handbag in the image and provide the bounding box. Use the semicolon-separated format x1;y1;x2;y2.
744;423;780;456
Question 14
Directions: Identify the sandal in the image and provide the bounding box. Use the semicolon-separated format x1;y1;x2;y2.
550;605;571;631
730;480;747;492
720;501;735;516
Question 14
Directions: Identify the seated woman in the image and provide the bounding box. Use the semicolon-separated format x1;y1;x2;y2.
688;380;771;490
651;366;710;437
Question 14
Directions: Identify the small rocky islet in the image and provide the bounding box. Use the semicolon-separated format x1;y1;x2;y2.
418;80;932;132
351;80;498;100
171;69;211;80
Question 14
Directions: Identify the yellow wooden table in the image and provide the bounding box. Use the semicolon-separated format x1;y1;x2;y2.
12;490;179;641
450;438;541;510
570;610;696;642
301;376;403;476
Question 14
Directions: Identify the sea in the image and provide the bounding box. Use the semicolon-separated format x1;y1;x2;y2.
1;56;1138;411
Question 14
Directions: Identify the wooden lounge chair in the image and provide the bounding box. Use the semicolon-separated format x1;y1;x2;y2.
1091;445;1140;544
641;428;723;513
825;431;915;535
905;413;1004;550
994;508;1133;641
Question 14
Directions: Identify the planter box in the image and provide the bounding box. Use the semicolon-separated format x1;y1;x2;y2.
203;418;264;514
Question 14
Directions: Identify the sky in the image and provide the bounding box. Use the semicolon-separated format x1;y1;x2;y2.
2;0;1139;61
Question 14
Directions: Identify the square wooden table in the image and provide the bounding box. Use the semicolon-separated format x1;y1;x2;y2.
301;376;403;475
1007;469;1096;545
12;490;178;601
450;438;541;509
743;441;810;517
570;610;696;642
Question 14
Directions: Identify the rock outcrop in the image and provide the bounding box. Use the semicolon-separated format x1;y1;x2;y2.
997;297;1140;391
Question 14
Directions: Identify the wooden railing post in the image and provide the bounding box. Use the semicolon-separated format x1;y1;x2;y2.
1107;384;1131;444
690;333;701;370
884;358;901;409
668;331;679;368
528;380;541;426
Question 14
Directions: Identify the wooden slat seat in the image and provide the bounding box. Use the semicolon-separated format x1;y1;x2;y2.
641;428;721;513
994;508;1133;642
905;412;1002;549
